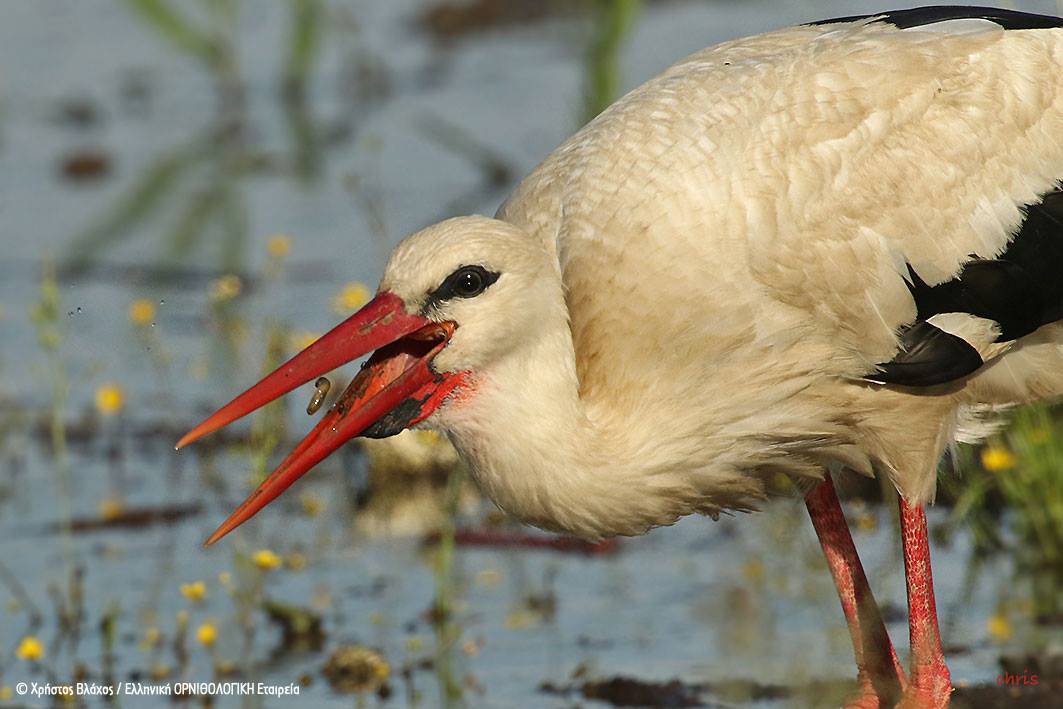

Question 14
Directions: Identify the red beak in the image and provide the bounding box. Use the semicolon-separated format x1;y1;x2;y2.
176;291;464;546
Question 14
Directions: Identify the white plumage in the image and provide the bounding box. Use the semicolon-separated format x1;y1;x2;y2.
381;15;1063;535
181;9;1063;706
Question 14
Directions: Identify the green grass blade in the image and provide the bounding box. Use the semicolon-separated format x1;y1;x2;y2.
124;0;219;66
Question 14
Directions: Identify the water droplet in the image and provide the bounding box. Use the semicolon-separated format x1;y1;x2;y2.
159;299;165;305
76;307;82;313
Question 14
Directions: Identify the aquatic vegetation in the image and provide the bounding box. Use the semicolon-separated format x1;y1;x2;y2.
942;404;1063;621
123;0;229;70
282;0;324;90
30;262;66;427
322;645;390;694
208;274;243;303
583;0;642;122
262;598;323;647
64;0;352;275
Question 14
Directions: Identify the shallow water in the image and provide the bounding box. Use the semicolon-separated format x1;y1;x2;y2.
1;1;1058;706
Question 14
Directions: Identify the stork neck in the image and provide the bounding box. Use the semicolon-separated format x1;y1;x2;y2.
436;315;677;539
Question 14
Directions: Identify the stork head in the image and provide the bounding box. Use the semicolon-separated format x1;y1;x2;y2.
177;216;556;544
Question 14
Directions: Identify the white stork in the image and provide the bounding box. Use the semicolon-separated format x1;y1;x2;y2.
177;7;1063;707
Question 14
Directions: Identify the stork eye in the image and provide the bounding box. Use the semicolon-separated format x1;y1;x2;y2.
453;267;487;297
423;265;500;311
442;265;498;299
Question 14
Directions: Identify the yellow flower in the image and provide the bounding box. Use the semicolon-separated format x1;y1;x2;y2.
300;492;323;517
180;580;207;602
981;447;1017;472
209;274;242;302
289;331;320;353
987;612;1012;641
267;234;291;258
99;495;124;521
252;548;282;571
15;635;44;661
332;282;371;313
195;622;217;647
128;299;155;325
95;383;124;416
143;626;161;649
0;687;12;701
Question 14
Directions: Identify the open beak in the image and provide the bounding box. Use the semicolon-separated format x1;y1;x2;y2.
176;291;463;546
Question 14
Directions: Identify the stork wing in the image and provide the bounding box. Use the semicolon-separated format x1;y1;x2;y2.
870;188;1063;386
481;9;1063;515
502;11;1063;401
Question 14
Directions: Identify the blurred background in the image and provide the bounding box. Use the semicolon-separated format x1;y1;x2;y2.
0;1;1060;707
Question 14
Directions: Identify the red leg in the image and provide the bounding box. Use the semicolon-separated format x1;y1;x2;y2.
806;474;906;708
897;498;952;708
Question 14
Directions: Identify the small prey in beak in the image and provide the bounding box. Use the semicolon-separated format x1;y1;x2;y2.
175;292;462;546
306;377;331;415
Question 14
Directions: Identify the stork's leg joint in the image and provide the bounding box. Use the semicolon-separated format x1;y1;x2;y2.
805;474;905;708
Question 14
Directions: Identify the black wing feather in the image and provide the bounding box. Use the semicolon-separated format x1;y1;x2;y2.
868;321;985;386
872;187;1063;386
809;6;1063;30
